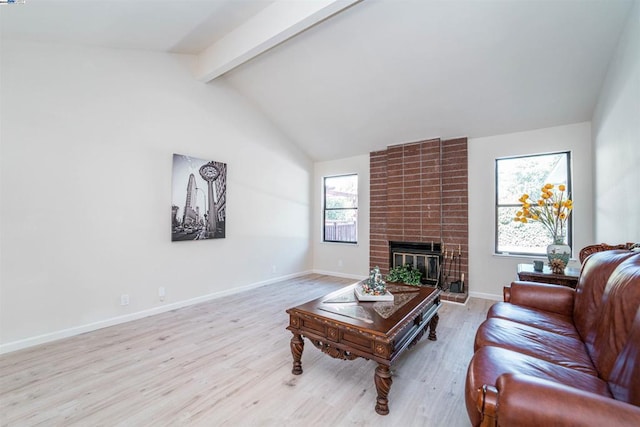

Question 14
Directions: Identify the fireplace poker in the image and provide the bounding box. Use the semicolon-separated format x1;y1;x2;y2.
446;251;454;291
457;251;461;292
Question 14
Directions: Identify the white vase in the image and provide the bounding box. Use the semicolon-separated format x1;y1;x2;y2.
547;236;571;266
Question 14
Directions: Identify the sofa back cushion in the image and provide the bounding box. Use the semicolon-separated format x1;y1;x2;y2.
588;254;640;387
573;251;636;344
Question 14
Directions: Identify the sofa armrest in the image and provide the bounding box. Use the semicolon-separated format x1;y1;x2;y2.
477;373;640;427
506;281;575;316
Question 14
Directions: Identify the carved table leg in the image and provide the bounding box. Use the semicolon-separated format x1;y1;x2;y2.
374;364;393;415
290;333;304;375
428;313;439;341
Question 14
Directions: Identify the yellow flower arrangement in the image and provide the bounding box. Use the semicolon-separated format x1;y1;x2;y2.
514;183;573;243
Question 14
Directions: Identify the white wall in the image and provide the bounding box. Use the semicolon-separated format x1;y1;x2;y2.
0;41;313;351
592;0;640;243
468;122;594;299
313;154;370;280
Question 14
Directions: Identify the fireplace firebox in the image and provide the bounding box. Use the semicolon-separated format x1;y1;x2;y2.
389;241;442;287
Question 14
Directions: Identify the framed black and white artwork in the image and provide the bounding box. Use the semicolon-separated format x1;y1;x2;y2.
171;154;226;241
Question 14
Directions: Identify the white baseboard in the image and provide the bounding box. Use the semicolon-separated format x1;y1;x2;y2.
311;269;365;281
469;291;503;301
314;270;504;303
314;271;504;303
0;270;313;355
441;298;468;306
2;272;501;355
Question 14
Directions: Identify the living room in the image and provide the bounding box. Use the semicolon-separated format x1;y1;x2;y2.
1;0;639;425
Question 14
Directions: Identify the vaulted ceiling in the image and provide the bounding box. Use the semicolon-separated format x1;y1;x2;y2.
2;0;634;161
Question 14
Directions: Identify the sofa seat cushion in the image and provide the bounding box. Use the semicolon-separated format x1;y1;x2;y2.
487;302;579;338
474;318;596;375
465;346;612;427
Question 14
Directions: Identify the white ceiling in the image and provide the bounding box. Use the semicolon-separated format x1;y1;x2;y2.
1;0;273;53
1;0;634;161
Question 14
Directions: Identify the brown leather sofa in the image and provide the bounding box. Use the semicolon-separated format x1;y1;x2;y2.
578;242;638;263
465;250;640;426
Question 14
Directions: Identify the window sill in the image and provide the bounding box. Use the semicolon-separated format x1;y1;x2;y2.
493;252;579;265
493;252;546;259
321;241;359;247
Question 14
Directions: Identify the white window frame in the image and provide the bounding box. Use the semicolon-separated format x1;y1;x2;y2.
495;151;573;256
323;174;358;244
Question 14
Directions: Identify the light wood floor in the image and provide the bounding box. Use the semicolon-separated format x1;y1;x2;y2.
0;274;493;426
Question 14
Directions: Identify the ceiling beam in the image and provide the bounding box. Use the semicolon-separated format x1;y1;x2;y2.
194;0;361;82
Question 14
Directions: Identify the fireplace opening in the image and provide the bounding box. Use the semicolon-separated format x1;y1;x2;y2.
389;241;442;287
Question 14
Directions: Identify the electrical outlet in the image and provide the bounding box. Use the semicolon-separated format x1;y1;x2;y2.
272;265;277;274
158;287;165;302
120;294;129;306
338;259;343;267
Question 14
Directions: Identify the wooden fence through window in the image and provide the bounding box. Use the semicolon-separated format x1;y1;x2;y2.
324;221;357;242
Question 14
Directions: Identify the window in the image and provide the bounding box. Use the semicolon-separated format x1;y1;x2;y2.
495;152;572;255
323;174;358;243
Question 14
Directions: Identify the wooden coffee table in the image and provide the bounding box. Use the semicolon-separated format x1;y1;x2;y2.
286;282;441;415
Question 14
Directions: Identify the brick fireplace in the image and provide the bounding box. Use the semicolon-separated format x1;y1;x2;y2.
370;138;469;303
